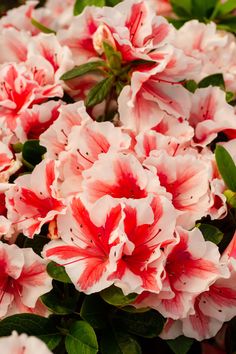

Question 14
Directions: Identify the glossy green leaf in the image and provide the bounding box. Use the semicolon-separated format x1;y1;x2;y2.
47;261;71;283
31;18;56;34
85;76;114;107
167;335;194;354
215;145;236;192
60;61;106;81
198;224;224;244
198;73;225;89
41;287;78;315
22;140;46;167
74;0;105;15
0;314;62;350
113;310;166;338
80;294;109;329
65;321;98;354
101;330;142;354
100;286;137;307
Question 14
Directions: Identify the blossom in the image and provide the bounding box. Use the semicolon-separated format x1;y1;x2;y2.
0;241;52;318
0;332;52;354
144;151;211;228
109;196;177;295
189;86;236;146
6;159;66;238
82;152;164;204
136;227;225;320
43;197;124;294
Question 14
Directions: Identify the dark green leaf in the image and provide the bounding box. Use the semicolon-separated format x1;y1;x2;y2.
184;80;198;93
85;76;114;107
47;261;72;283
103;41;122;71
215;145;236;191
100;286;137;307
101;329;142;354
167;335;194;354
198;224;224;244
80;294;110;329
22;140;46;167
31;18;56;34
74;0;105;16
0;314;62;350
65;321;98;354
113;310;166;338
60;61;106;81
106;0;122;5
217;16;236;32
41;287;78;315
198;73;225;89
191;0;218;19
170;0;191;17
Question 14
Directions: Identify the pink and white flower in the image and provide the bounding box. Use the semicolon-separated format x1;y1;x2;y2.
6;159;66;238
0;241;52;318
189;86;236;146
43;197;124;294
0;332;52;354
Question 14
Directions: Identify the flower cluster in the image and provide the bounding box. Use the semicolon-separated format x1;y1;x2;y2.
1;0;236;350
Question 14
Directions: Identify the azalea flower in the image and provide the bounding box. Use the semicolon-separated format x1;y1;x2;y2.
0;241;52;318
0;332;52;354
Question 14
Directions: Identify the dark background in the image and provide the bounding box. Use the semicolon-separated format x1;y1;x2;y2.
0;0;45;16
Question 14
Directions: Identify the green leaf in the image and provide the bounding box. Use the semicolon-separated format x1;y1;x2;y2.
41;286;78;315
170;0;191;18
106;0;122;5
74;0;105;16
47;261;72;283
60;61;106;81
226;91;234;103
184;80;198;93
80;294;109;329
167;336;194;354
198;224;224;244
224;189;236;208
113;310;166;338
31;18;56;34
215;145;236;192
215;0;236;17
65;321;98;354
217;16;236;32
0;314;62;350
198;73;225;89
85;76;114;107
101;329;142;354
22;140;46;167
100;286;138;307
191;0;218;19
103;41;122;71
12;142;23;153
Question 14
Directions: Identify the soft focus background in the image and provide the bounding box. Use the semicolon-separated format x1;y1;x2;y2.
0;0;46;16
